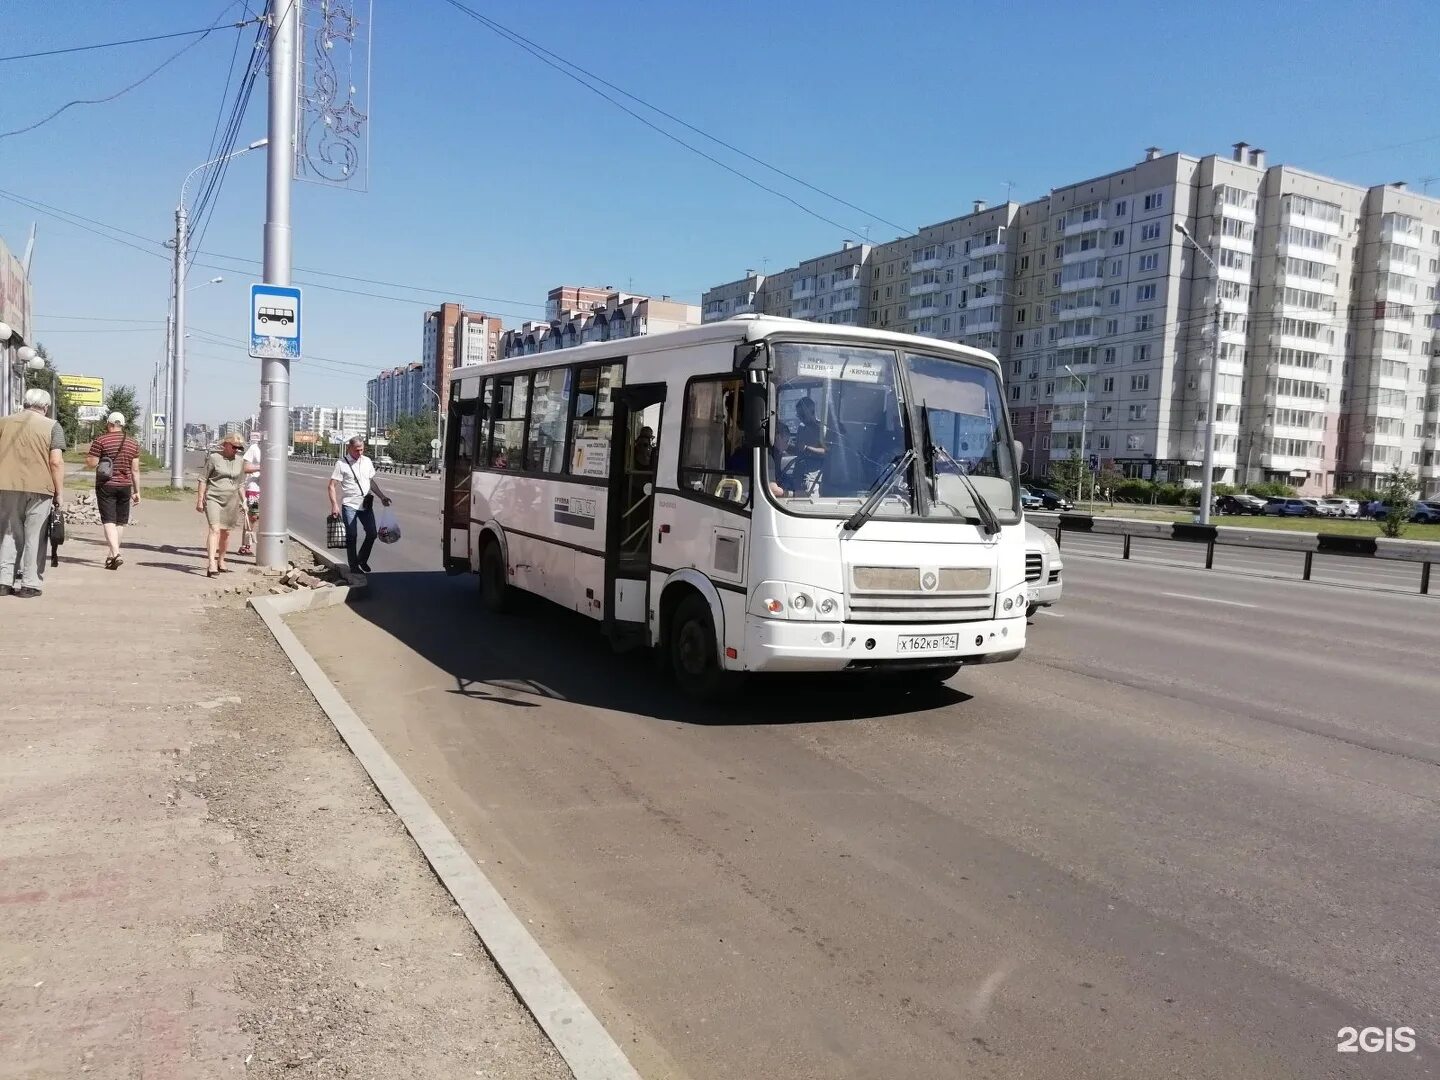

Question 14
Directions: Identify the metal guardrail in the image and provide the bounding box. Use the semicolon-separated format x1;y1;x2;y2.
1030;511;1438;596
290;454;436;478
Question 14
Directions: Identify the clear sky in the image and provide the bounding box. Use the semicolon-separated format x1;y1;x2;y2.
3;0;1438;429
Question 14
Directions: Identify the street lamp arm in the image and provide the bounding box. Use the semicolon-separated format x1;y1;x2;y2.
179;138;269;209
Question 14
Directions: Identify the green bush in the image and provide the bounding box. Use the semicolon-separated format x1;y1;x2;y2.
1113;478;1154;502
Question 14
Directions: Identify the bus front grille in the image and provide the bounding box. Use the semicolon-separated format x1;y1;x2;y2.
848;566;994;623
847;593;994;623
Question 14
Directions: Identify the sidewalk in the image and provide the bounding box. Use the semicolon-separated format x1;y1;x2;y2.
0;494;567;1079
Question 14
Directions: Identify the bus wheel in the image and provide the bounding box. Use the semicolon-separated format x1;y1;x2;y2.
670;595;725;700
478;539;509;614
1026;602;1038;618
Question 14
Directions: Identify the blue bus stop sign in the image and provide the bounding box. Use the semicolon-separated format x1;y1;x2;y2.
249;284;302;360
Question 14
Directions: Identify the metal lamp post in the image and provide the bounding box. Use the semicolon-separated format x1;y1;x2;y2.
0;322;14;415
424;383;444;467
1175;222;1224;525
171;141;267;489
1061;362;1091;505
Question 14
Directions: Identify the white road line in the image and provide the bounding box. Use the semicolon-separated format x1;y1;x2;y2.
1038;610;1064;617
1160;592;1258;609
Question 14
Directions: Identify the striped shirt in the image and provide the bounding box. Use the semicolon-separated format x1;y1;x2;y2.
88;431;140;489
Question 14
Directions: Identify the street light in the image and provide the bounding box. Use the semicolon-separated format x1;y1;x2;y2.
0;322;13;415
23;350;58;414
424;383;444;465
1174;221;1224;525
170;139;267;489
1061;362;1091;504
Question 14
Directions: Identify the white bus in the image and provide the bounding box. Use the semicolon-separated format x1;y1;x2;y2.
441;315;1028;697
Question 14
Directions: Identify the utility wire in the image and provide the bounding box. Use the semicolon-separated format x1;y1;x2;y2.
438;0;913;238
0;22;249;63
0;10;251;141
437;0;880;241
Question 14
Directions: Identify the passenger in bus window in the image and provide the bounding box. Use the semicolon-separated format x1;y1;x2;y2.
632;427;655;470
792;397;826;493
768;425;794;499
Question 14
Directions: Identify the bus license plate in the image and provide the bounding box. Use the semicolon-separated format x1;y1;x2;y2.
896;633;959;653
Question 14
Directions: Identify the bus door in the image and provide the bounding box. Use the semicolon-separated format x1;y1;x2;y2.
442;387;480;575
605;382;666;646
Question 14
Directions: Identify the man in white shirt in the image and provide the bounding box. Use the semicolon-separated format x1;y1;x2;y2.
327;435;391;573
238;433;263;555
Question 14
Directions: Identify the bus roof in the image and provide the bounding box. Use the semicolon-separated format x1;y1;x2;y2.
451;315;1002;380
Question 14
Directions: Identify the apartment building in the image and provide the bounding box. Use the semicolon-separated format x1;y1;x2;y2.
366;362;426;434
498;289;700;359
700;144;1440;496
702;271;765;323
423;303;504;408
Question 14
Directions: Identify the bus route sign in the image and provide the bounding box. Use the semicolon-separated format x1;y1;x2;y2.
249;283;302;360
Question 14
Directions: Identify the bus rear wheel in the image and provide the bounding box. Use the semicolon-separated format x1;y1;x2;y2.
670;595;726;700
478;539;510;614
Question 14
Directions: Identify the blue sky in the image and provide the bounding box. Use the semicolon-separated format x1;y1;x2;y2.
3;0;1438;428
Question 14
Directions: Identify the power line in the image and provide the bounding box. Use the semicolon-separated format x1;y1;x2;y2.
437;0;879;241
438;0;913;238
0;8;250;142
0;21;250;63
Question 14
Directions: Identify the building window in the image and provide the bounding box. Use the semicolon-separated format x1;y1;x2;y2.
1138;253;1160;272
1109;258;1123;277
1103;347;1117;365
1133;344;1150;362
1097;434;1110;450
1133;314;1153;332
679;376;747;502
1130;374;1150;392
526;367;572;473
1015;333;1025;347
1009;385;1021;402
1112;229;1125;246
1105;319;1120;336
1128;404;1149;421
1143;192;1165;211
1140;223;1162;242
1136;284;1157;301
1102;376;1115;392
1114;200;1128;217
1108;289;1120;306
1019;255;1030;271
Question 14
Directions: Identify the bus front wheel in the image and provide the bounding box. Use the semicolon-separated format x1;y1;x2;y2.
670;595;725;700
478;539;510;614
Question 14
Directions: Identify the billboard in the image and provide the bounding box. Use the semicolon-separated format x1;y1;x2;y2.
0;234;30;342
58;374;104;407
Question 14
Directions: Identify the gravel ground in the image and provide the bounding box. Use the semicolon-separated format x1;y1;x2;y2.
189;598;570;1080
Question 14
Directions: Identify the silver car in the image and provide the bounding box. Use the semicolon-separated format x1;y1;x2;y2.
1025;521;1063;618
1322;497;1360;518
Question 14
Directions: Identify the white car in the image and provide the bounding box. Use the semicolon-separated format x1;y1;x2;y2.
1025;521;1063;618
1321;497;1360;518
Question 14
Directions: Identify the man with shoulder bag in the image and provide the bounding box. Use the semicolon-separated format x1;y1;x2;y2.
327;435;391;574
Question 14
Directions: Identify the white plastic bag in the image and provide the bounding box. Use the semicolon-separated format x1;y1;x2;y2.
375;503;402;544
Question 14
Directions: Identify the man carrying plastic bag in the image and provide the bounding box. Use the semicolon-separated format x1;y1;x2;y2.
375;502;402;544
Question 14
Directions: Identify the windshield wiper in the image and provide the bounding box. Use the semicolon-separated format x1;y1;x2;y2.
842;448;915;534
921;404;1002;536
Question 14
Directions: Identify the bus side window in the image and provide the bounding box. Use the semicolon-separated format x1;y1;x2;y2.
679;376;749;503
569;362;623;479
492;376;528;470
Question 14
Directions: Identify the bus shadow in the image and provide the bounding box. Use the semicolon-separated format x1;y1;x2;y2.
346;570;971;725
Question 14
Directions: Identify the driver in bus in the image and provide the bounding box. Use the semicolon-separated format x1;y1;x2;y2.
792;396;826;494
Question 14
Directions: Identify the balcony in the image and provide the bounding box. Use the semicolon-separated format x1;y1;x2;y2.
911;254;942;272
1056;327;1100;345
731;300;755;315
1381;219;1422;247
1259;452;1320;472
968;291;1002;309
910;278;942;296
968;238;1007;259
1282;207;1341;235
964;315;1001;334
1060;272;1103;294
1277;271;1337;296
1064;216;1105;237
1275;240;1338;264
1376;282;1418;305
1061;245;1102;266
830;295;860;313
791;282;815;300
969;265;1005;284
1060;302;1103;319
792;300;814;318
1217;201;1257;225
1051;386;1091;405
1218;231;1254;252
907;301;940;319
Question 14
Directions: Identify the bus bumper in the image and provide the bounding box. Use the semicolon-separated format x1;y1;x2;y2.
739;614;1026;673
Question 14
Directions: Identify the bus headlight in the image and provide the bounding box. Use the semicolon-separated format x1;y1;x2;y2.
750;581;843;621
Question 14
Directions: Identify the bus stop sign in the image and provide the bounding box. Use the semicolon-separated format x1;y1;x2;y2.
249;284;302;360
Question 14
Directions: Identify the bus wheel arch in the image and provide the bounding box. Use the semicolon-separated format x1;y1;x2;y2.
476;526;511;613
657;573;729;696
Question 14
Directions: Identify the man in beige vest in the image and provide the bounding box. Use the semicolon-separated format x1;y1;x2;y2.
0;388;67;598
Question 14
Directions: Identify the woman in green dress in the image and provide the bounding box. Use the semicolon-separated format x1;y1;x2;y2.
196;433;257;576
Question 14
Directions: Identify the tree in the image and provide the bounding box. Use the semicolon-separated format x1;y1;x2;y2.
386;412;435;464
1378;467;1418;539
103;385;141;437
1048;451;1085;501
22;343;80;445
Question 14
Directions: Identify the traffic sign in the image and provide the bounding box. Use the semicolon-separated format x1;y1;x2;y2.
249;283;302;360
1088;453;1099;472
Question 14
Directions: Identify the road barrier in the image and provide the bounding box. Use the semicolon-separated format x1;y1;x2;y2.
1031;511;1438;596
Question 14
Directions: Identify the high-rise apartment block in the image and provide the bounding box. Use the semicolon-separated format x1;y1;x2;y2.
290;404;366;442
499;286;699;358
366;362;425;435
423;303;504;407
701;144;1440;495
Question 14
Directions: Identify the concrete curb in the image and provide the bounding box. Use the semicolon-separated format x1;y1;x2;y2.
248;547;641;1080
289;530;367;589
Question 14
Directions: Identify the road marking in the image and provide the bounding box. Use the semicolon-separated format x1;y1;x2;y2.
1038;610;1064;618
1160;592;1257;608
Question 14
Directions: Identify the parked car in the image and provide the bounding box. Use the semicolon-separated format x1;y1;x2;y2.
1263;497;1314;517
1025;486;1074;511
1020;489;1044;511
1024;521;1063;618
1215;493;1266;515
1410;500;1440;524
1321;497;1360;518
1302;498;1341;517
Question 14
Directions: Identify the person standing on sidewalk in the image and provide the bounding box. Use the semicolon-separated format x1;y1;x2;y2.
0;388;65;598
238;432;262;556
327;435;391;574
85;412;141;570
197;433;257;577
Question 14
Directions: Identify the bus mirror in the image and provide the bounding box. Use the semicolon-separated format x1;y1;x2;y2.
734;340;770;372
742;377;771;449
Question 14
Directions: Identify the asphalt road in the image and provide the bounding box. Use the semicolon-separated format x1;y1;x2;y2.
280;459;1439;1078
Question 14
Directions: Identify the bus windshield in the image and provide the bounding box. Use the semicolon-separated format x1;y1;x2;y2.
766;340;1018;523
